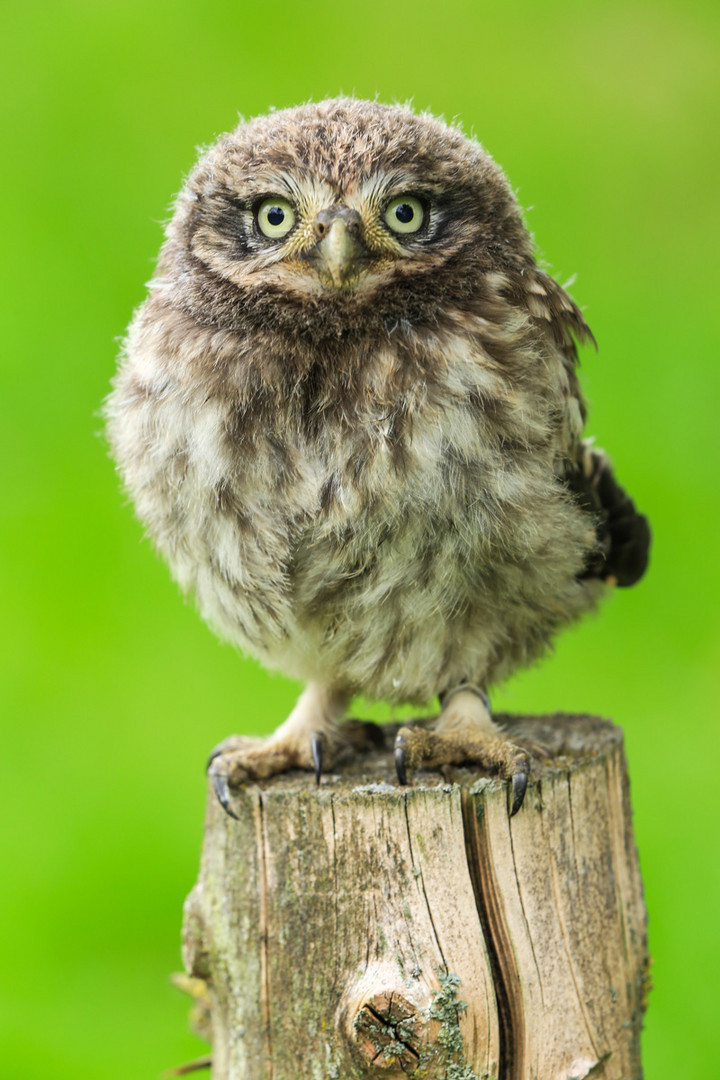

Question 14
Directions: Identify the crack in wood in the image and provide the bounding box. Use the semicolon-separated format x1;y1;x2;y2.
254;790;273;1080
604;755;631;974
357;1000;421;1069
584;1050;612;1077
330;793;340;992
461;789;516;1080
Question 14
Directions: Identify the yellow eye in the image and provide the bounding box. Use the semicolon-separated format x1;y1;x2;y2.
384;195;425;235
256;197;296;239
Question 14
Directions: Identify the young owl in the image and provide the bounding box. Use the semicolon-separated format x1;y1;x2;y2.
106;99;649;817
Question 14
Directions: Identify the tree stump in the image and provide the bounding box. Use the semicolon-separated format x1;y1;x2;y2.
181;714;648;1080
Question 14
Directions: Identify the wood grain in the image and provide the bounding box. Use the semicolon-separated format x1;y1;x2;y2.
182;714;648;1080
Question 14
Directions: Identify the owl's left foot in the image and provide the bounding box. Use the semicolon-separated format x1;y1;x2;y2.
394;687;530;816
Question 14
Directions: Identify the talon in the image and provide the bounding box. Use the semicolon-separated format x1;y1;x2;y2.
205;734;252;771
509;769;528;817
206;746;223;771
311;733;323;785
395;737;408;786
209;766;239;819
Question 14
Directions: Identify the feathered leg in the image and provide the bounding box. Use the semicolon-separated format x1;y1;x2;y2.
394;686;530;815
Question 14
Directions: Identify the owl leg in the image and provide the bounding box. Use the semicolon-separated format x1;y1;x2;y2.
207;682;353;817
394;687;530;816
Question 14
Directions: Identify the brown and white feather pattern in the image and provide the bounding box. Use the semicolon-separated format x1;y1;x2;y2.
106;98;644;715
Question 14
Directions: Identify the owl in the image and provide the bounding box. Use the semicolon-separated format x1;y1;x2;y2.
105;99;650;818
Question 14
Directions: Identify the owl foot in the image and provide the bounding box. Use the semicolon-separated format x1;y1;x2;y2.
207;732;328;818
394;687;530;815
206;683;388;817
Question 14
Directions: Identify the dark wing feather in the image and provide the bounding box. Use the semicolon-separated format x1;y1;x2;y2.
568;447;651;587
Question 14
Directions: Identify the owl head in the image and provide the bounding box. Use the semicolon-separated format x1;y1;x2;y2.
158;99;534;339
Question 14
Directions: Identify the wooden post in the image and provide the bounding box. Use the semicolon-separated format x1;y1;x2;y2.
181;714;648;1080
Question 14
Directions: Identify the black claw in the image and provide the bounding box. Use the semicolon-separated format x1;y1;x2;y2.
210;767;239;819
206;747;223;772
509;770;528;817
311;734;323;785
395;738;408;786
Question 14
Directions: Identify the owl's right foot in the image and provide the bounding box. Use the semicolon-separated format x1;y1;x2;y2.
207;683;383;818
207;734;320;818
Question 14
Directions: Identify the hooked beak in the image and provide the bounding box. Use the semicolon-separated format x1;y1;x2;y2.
310;208;367;289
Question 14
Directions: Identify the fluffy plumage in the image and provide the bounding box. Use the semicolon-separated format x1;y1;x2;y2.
106;99;649;812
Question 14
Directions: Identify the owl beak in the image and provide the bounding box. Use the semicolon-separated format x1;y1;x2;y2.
311;209;366;288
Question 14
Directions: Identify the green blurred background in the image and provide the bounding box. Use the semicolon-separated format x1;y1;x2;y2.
1;0;718;1076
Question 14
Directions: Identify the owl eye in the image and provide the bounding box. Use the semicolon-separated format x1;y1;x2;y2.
256;197;296;239
384;195;425;235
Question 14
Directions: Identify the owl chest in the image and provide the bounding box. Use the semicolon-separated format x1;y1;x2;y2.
164;366;565;664
217;392;534;596
159;327;568;648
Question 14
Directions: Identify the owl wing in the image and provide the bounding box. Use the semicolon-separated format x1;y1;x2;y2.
523;270;651;588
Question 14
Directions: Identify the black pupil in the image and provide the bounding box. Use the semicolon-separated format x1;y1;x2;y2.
267;206;285;226
395;203;415;224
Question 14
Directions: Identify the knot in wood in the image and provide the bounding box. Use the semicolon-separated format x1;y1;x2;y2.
352;992;422;1073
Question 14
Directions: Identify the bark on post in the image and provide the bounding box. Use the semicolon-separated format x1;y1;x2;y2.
181;714;649;1080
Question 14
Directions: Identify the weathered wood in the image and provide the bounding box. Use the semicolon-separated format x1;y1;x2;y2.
182;714;648;1080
